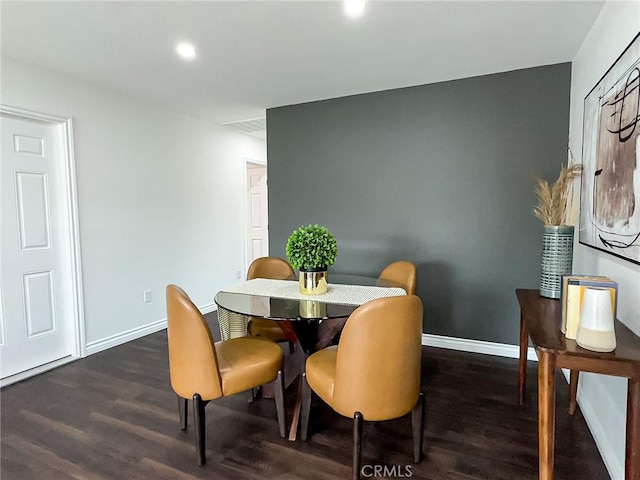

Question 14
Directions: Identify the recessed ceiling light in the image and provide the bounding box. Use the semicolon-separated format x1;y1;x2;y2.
344;0;367;18
176;42;197;60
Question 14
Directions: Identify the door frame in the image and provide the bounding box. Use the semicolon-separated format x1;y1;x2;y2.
0;105;85;386
243;157;268;274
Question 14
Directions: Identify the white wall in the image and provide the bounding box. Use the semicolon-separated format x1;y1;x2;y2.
1;57;265;350
568;2;640;478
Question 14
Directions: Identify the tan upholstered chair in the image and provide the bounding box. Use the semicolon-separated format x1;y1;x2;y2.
301;295;424;480
314;261;417;350
166;284;286;466
246;257;297;345
378;260;417;294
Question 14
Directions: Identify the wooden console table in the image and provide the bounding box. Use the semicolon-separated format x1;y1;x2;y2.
516;288;640;480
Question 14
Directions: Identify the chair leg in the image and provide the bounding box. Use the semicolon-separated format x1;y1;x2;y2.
177;395;188;431
193;393;207;467
247;386;263;403
411;392;425;463
353;411;363;480
300;372;312;441
273;370;287;438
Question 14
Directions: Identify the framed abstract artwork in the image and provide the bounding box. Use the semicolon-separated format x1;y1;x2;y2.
579;32;640;265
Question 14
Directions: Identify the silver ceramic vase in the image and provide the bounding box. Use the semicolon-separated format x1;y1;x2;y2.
539;225;574;299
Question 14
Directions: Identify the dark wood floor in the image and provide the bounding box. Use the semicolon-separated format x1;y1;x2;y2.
1;313;609;479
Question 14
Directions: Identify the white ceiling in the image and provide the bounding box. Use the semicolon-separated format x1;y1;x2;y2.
1;1;604;134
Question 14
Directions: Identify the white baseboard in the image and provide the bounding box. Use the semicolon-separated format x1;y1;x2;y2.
579;397;620;480
200;302;217;315
422;333;538;362
85;302;216;356
85;318;168;356
86;327;535;361
579;392;621;480
560;370;620;480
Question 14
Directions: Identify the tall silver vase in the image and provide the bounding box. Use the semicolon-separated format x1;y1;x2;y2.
540;225;574;299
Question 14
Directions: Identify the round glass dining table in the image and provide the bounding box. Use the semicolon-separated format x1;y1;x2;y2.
214;274;403;354
214;274;399;322
214;273;405;440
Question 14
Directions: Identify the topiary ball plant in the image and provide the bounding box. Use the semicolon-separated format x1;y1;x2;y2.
286;224;338;271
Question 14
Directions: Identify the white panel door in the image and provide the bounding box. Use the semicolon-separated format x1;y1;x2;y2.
246;163;268;266
1;114;72;378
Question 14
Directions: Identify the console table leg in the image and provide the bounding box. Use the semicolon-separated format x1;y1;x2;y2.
519;311;528;405
568;370;579;415
626;378;640;480
538;351;556;480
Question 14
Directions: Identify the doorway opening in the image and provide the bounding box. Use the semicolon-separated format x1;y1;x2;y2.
244;158;268;273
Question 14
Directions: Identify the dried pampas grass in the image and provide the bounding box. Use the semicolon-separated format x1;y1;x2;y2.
533;164;582;226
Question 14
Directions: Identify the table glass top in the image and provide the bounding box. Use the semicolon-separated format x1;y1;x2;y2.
215;274;402;320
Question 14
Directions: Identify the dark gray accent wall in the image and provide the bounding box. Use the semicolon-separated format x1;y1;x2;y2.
267;63;571;345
